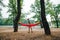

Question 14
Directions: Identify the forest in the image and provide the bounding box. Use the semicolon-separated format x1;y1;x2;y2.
0;0;60;39
0;0;60;28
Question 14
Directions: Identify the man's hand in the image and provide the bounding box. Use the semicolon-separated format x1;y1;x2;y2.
35;21;41;24
18;22;21;24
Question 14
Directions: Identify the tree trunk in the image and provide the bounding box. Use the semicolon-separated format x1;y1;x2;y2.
40;18;44;28
55;11;59;28
38;13;44;28
40;0;51;35
13;0;21;32
55;15;59;28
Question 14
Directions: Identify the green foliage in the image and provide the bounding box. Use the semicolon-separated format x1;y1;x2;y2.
5;0;24;25
54;4;60;27
20;0;23;7
0;0;6;25
8;0;17;18
31;0;60;27
8;0;24;18
31;0;54;21
0;0;5;18
0;0;25;25
0;0;5;7
31;0;41;21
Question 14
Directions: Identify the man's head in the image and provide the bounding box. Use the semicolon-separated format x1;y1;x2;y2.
27;18;29;20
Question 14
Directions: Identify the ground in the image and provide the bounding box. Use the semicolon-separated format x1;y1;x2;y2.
0;27;60;40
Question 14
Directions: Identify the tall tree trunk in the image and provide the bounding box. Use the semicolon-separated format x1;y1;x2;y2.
38;13;44;28
40;0;51;35
55;14;59;28
56;19;59;28
55;10;59;28
40;18;44;28
13;0;21;32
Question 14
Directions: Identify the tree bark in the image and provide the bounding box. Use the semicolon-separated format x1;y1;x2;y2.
55;14;59;28
40;0;51;35
13;0;21;32
40;18;44;28
55;9;59;28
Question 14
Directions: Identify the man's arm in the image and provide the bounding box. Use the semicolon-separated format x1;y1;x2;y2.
30;22;41;26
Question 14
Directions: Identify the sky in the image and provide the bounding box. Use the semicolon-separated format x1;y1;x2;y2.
1;0;60;21
1;0;9;18
50;0;60;5
22;0;35;13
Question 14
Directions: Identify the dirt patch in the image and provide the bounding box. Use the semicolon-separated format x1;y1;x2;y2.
0;28;60;40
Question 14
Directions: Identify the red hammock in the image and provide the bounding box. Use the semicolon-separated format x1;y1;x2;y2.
19;22;40;28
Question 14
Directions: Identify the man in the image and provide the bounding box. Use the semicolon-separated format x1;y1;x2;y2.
19;19;40;33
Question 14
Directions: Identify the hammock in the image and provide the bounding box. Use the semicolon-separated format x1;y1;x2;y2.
19;22;40;28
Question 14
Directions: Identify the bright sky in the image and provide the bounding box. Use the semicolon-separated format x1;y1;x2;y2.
1;0;60;21
22;0;35;13
2;0;9;18
50;0;60;5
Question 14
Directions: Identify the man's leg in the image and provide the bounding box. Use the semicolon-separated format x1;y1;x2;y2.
28;27;30;33
31;28;33;33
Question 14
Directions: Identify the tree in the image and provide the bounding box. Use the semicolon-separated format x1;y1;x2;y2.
0;0;5;7
49;4;60;28
54;4;60;28
31;0;43;28
7;0;24;25
13;0;21;32
0;0;5;17
0;9;2;25
8;0;17;19
0;7;2;18
45;1;60;28
6;0;18;25
0;0;5;25
40;0;51;35
31;0;54;28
